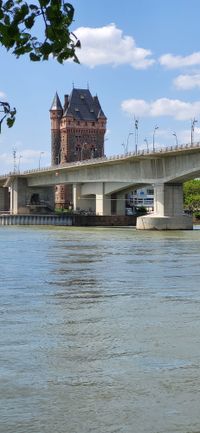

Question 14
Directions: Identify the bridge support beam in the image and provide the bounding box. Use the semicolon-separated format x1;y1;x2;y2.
96;184;111;216
10;177;54;214
0;187;9;212
73;184;95;212
137;183;193;230
116;191;126;215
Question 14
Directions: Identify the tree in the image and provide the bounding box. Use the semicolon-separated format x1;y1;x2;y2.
183;179;200;211
0;101;16;133
0;0;80;131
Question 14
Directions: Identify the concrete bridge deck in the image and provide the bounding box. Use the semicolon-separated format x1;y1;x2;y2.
1;142;200;229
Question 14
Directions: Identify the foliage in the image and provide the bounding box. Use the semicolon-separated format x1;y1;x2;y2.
194;211;200;220
0;101;16;133
136;206;147;215
0;0;80;132
183;179;200;211
0;0;80;63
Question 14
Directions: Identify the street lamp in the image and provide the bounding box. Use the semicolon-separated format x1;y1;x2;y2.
18;155;22;172
91;146;97;158
172;132;178;146
80;142;87;161
191;118;198;145
122;143;126;154
153;125;159;152
126;132;134;153
134;117;139;154
39;151;44;169
144;138;149;152
56;154;60;165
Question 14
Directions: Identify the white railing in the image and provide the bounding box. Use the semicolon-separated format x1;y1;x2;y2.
1;141;200;179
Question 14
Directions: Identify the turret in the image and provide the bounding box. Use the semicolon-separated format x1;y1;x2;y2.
50;92;63;165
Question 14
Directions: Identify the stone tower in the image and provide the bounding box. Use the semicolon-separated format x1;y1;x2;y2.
50;87;107;207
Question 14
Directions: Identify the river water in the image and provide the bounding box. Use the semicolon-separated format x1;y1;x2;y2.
1;226;200;433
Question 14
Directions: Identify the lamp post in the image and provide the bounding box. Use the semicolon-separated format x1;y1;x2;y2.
191;118;198;145
91;146;97;158
56;154;60;165
172;132;178;146
134;118;139;154
12;147;17;173
144;138;149;152
18;155;22;172
126;132;134;153
80;142;87;161
153;125;159;152
122;143;126;154
39;151;44;169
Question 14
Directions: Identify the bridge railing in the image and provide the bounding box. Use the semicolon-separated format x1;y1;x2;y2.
1;141;200;179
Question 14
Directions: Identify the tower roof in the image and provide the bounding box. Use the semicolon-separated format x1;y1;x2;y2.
50;92;63;111
63;88;106;121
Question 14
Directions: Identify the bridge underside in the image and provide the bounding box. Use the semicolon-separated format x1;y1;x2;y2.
2;146;200;229
0;179;193;230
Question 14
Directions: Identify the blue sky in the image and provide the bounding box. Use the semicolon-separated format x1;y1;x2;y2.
1;0;200;173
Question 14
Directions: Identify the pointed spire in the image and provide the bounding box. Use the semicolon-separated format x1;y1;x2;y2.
50;92;63;111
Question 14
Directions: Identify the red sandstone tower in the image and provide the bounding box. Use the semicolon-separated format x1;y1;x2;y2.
50;88;107;207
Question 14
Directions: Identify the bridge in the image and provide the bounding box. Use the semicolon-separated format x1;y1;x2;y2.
1;142;200;229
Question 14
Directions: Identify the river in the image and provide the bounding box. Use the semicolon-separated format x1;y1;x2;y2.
1;226;200;433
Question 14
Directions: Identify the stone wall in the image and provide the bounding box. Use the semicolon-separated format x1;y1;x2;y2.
73;215;136;226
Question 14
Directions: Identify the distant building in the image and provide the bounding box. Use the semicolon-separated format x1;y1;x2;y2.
50;87;107;207
126;187;154;213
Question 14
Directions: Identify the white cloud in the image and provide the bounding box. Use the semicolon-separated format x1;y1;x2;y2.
174;74;200;90
0;91;7;99
0;149;50;173
121;97;200;120
177;127;200;144
74;23;155;69
159;52;200;69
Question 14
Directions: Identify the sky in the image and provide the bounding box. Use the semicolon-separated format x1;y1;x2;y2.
1;0;200;173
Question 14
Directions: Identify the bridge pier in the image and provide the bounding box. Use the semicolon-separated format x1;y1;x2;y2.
95;183;111;215
0;187;9;212
137;183;193;230
73;183;112;215
9;178;54;214
73;184;95;212
116;191;126;215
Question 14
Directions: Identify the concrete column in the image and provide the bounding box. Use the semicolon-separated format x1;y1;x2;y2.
154;183;183;216
10;177;55;215
95;183;111;216
0;187;9;212
73;183;95;212
10;178;28;214
73;183;81;211
116;191;126;215
137;183;193;230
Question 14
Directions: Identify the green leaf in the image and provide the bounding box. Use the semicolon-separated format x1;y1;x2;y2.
7;116;15;128
4;0;14;10
38;0;49;7
24;14;35;29
4;13;10;25
29;51;40;61
29;4;39;11
63;3;74;20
